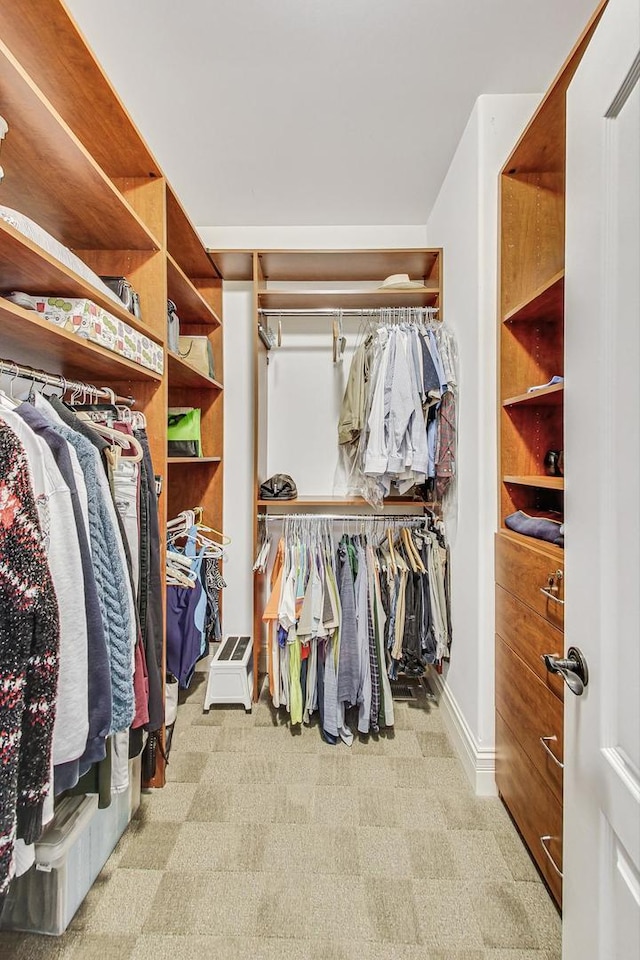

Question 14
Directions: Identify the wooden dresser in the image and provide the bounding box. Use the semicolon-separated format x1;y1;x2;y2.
495;2;606;909
495;533;565;903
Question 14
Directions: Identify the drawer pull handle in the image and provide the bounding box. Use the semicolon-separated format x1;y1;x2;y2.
540;835;564;878
540;570;564;605
540;586;565;605
540;735;564;769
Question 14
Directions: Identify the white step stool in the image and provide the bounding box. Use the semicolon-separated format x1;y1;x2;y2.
203;635;253;712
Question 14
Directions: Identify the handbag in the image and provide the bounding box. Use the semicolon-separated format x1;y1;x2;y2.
167;407;202;457
100;275;142;319
167;299;180;354
178;336;215;379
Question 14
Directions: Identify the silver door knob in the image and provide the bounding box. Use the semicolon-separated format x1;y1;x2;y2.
542;646;589;696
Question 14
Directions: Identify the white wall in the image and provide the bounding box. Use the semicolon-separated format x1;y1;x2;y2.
200;224;428;250
266;315;360;493
425;93;540;790
221;281;254;634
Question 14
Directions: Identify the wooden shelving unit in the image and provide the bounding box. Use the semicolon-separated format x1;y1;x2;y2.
501;527;565;561
503;383;564;407
0;219;162;343
503;271;565;325
256;248;440;282
167;351;223;390
257;288;439;310
503;475;564;490
208;250;253;281
167;255;221;325
495;2;606;910
168;456;221;465
257;496;431;507
0;297;162;383
165;205;224;528
0;1;225;791
249;247;443;702
0;41;159;252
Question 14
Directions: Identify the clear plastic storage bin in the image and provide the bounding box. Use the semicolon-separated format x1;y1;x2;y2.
1;758;140;936
0;794;100;936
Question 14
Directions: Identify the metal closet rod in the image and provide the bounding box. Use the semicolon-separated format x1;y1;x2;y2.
261;513;429;523
258;306;439;317
0;358;135;406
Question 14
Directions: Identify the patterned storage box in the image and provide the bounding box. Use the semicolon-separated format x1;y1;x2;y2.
15;295;164;375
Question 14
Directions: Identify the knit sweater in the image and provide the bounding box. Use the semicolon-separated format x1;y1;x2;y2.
0;423;60;905
33;399;135;734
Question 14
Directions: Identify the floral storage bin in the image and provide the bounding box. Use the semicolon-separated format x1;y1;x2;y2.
9;293;164;375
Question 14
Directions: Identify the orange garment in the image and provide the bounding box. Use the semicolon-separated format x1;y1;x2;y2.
263;539;285;696
263;538;285;620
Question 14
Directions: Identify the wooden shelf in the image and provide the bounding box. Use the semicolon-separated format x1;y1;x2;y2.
0;296;161;383
501;527;564;560
166;187;219;280
0;218;163;344
503;476;564;490
503;271;565;324
0;42;160;252
258;289;439;310
257;496;430;508
208;250;254;281
167;255;221;325
168;457;221;465
167;352;223;390
503;383;564;407
0;1;161;180
257;249;440;282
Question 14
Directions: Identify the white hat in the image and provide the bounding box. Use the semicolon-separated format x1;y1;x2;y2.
378;273;428;291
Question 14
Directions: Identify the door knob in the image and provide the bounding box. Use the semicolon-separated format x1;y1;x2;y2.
542;646;589;696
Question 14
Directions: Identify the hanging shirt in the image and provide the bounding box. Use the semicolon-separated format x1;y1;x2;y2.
0;404;89;768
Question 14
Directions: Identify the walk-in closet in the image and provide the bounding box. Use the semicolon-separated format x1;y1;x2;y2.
0;0;638;958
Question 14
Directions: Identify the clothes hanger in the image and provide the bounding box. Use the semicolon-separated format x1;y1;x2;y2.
386;528;397;575
192;506;232;545
131;409;147;430
0;362;21;409
76;417;144;462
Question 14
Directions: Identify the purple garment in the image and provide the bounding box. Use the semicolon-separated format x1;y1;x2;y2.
166;579;204;689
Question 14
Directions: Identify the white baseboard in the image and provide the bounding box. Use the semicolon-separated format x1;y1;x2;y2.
429;672;497;796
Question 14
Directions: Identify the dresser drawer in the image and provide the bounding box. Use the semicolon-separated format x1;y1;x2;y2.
496;585;564;699
495;635;564;801
495;532;564;628
496;711;563;906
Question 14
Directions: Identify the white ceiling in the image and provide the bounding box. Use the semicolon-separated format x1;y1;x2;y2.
65;0;598;229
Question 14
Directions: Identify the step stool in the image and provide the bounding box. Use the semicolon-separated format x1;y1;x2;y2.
203;635;253;712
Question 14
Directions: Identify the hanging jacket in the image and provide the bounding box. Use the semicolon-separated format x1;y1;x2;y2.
0;423;60;906
338;340;368;445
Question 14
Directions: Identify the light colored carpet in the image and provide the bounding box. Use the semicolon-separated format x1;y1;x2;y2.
0;663;561;959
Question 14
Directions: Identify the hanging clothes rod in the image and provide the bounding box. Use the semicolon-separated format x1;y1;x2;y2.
261;513;429;523
258;306;439;317
0;358;135;406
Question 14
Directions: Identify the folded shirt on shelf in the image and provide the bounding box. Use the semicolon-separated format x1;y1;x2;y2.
505;509;564;547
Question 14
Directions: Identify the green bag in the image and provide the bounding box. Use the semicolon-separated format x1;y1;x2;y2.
167;407;202;457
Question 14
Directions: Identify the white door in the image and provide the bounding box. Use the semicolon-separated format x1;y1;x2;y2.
564;0;640;957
